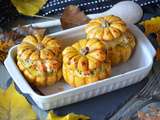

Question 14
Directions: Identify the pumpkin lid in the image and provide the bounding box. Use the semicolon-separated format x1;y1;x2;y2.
62;39;108;71
85;15;127;41
17;34;61;61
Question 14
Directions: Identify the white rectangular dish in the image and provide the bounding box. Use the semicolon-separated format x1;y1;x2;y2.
4;24;156;110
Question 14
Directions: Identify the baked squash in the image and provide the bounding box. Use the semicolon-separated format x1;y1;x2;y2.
104;30;136;65
85;15;136;65
62;38;111;87
17;34;62;87
85;15;127;41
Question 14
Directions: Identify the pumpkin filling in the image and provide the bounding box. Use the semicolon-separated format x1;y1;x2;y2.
19;59;59;76
104;32;132;49
75;64;106;77
17;34;62;87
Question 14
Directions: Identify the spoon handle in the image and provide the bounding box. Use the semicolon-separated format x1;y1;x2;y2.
88;1;143;24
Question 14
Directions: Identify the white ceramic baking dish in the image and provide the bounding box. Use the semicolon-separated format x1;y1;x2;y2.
4;24;156;110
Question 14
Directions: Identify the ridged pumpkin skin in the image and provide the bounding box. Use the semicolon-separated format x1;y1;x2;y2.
103;30;136;65
17;34;62;87
85;15;127;41
85;15;136;66
62;39;111;87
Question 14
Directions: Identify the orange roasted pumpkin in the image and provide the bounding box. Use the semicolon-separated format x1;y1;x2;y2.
62;38;111;87
85;15;127;41
85;15;136;65
17;34;62;87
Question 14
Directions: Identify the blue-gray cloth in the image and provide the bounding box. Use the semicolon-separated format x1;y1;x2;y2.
0;0;160;28
39;0;160;16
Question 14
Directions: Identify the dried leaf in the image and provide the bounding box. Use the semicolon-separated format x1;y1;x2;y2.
0;39;15;62
0;51;7;62
157;32;160;46
156;48;160;61
0;26;46;62
0;30;24;62
60;5;90;29
46;111;90;120
14;25;46;37
0;40;14;52
0;83;37;120
11;0;47;16
138;105;160;120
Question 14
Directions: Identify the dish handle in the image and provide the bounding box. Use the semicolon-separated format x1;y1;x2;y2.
143;35;156;59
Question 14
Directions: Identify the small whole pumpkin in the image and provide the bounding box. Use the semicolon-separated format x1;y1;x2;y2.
17;34;62;87
85;15;127;41
85;15;136;65
62;38;111;87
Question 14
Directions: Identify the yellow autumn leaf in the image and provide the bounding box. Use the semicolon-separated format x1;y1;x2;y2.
11;0;48;16
140;16;160;35
46;111;90;120
0;83;37;120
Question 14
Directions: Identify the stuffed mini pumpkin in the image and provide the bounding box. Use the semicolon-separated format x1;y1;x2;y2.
85;15;127;41
104;30;136;65
62;39;111;87
17;34;62;87
85;15;136;65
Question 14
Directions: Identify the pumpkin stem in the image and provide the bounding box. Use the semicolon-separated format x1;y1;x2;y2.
102;20;110;28
36;43;44;50
81;47;89;55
